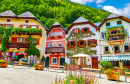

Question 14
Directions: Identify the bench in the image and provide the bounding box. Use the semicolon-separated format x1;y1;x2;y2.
125;72;130;82
47;64;64;73
83;68;101;78
12;61;30;69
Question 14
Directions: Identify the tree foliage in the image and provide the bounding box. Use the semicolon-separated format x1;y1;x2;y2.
66;31;97;57
0;0;110;28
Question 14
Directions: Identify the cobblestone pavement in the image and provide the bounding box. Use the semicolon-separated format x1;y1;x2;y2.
0;65;130;84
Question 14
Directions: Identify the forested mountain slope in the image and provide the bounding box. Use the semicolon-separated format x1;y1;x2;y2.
0;0;110;28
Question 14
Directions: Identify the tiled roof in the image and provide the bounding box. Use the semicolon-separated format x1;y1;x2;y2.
73;16;89;23
0;10;16;17
106;13;121;19
18;11;36;18
53;22;60;26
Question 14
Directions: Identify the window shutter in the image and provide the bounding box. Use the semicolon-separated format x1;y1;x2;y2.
72;29;74;34
25;38;28;42
88;40;90;46
87;27;90;32
12;37;17;42
2;24;6;27
74;41;76;46
78;41;80;47
36;25;39;29
78;28;80;33
36;38;40;45
29;25;32;28
11;24;14;27
68;42;70;47
0;39;2;44
95;39;97;46
82;28;84;33
19;25;23;28
84;40;86;46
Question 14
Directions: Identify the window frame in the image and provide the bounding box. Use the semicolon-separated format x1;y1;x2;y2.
52;57;57;64
124;45;130;51
101;32;106;39
117;20;122;25
106;22;110;27
51;32;55;37
7;19;10;22
113;45;120;52
6;24;11;27
23;25;28;28
25;20;29;23
57;43;62;47
57;32;62;36
103;46;110;51
31;26;36;28
48;43;52;47
70;42;75;46
17;38;25;42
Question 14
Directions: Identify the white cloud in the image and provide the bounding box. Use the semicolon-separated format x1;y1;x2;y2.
97;5;103;7
96;0;105;4
70;0;94;4
103;3;130;17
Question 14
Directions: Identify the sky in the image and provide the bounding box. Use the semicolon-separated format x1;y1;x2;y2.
70;0;130;18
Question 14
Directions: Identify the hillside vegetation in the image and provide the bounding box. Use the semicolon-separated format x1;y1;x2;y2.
0;0;110;28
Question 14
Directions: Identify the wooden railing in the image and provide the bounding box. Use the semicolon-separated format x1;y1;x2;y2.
45;47;65;54
108;35;125;41
5;42;30;49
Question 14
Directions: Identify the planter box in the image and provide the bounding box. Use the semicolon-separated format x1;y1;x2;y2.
0;62;8;68
107;75;119;80
35;66;44;70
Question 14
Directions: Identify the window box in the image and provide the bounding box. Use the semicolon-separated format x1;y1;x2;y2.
114;50;121;53
50;36;55;38
90;44;96;47
57;35;62;38
104;51;111;54
125;50;130;52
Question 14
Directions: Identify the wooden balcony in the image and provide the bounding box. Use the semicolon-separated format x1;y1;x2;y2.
12;31;42;36
5;42;30;49
45;47;65;54
109;35;125;41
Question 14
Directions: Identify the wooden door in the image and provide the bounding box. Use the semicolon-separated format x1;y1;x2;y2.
45;57;50;67
91;57;98;69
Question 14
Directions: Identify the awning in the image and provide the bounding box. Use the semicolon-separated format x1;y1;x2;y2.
102;56;130;61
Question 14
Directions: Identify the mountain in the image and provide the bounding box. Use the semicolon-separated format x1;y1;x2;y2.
0;0;110;28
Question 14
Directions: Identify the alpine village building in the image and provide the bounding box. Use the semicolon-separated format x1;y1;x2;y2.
99;13;130;68
1;10;130;69
0;10;47;61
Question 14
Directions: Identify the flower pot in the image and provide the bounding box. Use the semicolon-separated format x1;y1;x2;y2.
107;75;119;80
35;66;44;70
0;62;8;68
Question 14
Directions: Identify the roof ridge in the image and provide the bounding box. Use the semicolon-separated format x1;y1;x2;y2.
0;10;16;17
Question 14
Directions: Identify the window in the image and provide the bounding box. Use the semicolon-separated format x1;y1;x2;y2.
17;38;25;42
23;25;28;28
48;43;52;47
123;61;130;66
71;58;75;64
31;26;36;28
104;47;109;51
74;29;79;33
6;24;11;27
58;43;62;47
101;32;106;39
80;41;84;45
7;19;10;22
0;24;2;27
57;32;62;36
124;45;130;51
84;28;88;32
25;20;29;23
113;45;120;51
70;42;75;46
117;20;122;25
90;40;95;44
52;58;57;64
111;61;119;66
106;22;110;26
51;32;55;36
125;28;129;37
81;58;86;65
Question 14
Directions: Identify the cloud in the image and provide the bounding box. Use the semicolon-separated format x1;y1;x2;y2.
97;5;103;7
70;0;105;4
103;3;130;17
96;0;105;4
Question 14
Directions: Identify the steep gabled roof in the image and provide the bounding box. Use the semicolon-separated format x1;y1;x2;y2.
73;16;89;23
66;16;97;33
18;11;36;19
106;13;121;19
98;13;130;31
47;22;65;35
0;10;16;17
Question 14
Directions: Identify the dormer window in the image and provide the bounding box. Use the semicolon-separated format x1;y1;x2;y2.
51;32;55;36
117;20;122;25
106;22;110;27
57;32;62;37
25;20;29;23
7;19;10;22
72;28;80;34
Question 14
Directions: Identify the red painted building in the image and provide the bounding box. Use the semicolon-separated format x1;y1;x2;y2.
45;22;66;67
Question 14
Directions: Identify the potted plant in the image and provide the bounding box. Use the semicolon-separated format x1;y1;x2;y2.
0;59;8;68
34;63;44;70
104;69;120;80
50;36;55;38
57;35;62;38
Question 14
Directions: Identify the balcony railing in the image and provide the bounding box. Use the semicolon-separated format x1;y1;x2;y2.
109;35;125;41
5;42;30;49
45;47;65;54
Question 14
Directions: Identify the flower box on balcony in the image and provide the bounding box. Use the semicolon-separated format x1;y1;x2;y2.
114;51;121;53
57;35;62;38
104;51;111;54
50;36;55;38
90;44;96;47
125;50;130;52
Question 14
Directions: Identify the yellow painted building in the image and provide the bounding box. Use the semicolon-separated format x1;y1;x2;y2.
0;10;47;60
